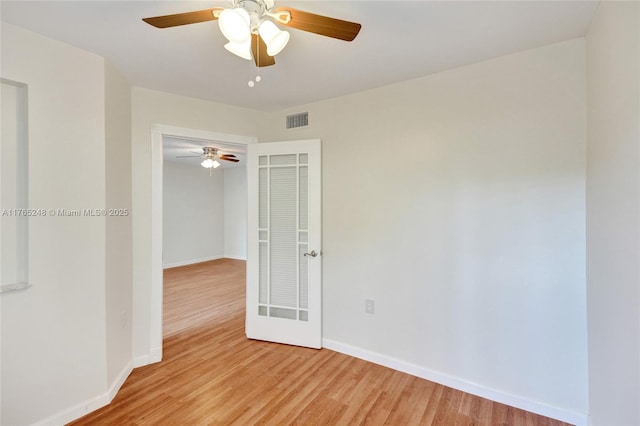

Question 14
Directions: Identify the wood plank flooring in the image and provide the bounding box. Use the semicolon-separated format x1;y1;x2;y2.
70;258;571;426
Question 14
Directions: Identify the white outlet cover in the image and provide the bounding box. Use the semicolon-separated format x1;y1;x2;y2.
365;299;375;314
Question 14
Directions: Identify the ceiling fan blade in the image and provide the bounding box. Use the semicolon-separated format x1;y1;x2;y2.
274;7;361;42
220;157;240;163
142;8;223;28
251;34;276;67
176;155;203;158
218;153;237;158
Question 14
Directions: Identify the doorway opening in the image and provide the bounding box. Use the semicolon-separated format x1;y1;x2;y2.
149;125;256;360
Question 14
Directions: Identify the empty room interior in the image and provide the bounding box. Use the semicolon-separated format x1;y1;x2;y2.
1;1;638;425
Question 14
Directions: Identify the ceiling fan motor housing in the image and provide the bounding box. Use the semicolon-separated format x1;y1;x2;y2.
202;147;217;158
234;0;273;33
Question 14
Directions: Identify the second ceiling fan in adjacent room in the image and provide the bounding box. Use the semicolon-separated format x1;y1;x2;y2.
177;147;239;175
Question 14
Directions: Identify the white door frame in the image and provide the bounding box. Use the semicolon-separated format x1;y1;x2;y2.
148;124;257;362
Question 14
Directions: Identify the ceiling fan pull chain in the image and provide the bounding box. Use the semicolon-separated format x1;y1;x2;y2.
248;42;262;87
255;44;261;83
248;49;255;86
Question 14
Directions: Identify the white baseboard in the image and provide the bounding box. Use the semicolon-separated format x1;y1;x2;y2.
150;346;162;364
132;346;162;368
107;361;133;401
32;361;133;426
224;254;247;260
322;338;587;426
162;255;223;269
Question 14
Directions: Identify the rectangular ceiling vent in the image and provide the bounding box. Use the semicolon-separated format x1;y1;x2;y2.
286;112;309;129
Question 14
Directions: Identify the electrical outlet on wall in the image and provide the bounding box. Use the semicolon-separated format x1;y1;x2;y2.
365;299;375;314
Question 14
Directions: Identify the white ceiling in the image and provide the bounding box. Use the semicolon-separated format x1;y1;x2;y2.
1;1;598;111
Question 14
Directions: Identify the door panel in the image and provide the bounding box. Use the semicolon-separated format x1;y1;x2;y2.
246;140;321;348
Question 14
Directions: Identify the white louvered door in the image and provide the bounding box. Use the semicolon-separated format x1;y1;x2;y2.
246;139;321;349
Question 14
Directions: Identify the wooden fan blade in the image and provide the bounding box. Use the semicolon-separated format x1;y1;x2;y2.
251;34;276;67
218;153;237;158
274;7;361;42
176;155;202;158
220;157;240;163
142;8;223;28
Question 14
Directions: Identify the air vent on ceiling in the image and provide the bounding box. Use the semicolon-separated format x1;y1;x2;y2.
286;112;309;129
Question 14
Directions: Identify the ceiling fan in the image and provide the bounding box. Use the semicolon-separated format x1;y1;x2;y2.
142;0;362;69
177;147;239;171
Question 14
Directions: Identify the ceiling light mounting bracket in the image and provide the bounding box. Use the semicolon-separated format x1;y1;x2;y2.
267;10;291;24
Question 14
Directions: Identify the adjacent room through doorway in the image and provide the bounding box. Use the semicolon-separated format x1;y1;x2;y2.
162;134;248;338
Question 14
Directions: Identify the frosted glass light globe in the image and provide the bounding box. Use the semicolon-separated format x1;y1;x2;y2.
258;20;290;56
224;40;252;60
218;8;251;43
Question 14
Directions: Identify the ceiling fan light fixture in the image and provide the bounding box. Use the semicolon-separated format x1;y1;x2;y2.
258;20;290;56
218;8;251;43
224;40;252;60
201;158;221;169
143;3;362;70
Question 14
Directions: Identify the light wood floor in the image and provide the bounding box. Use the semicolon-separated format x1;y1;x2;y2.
71;258;571;426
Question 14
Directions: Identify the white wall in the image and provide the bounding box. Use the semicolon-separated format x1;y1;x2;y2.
163;161;246;266
586;2;640;425
131;87;263;362
1;23;108;425
224;167;247;260
163;160;225;267
1;82;21;286
262;39;588;421
104;61;133;387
